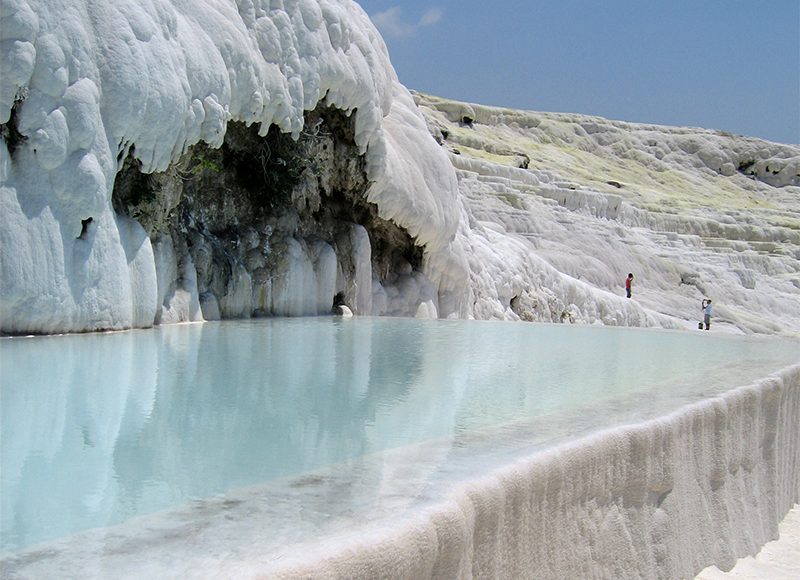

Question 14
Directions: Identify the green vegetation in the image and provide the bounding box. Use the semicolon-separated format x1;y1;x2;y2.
189;155;222;174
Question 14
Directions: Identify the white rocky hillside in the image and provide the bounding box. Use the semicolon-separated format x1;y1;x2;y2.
416;93;800;335
0;0;798;335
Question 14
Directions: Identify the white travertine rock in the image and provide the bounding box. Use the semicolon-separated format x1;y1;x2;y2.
221;365;800;579
1;0;393;332
414;93;800;336
2;1;798;336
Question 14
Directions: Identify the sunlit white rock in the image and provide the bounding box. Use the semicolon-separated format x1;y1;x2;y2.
1;0;797;338
0;0;397;333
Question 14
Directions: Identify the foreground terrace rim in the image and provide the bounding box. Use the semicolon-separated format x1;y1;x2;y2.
1;318;799;578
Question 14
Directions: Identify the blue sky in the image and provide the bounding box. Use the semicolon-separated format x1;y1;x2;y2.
357;1;799;144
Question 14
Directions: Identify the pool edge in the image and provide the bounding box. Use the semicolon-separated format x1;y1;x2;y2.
246;362;800;579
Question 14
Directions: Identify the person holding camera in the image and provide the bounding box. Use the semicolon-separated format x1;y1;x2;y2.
701;298;712;330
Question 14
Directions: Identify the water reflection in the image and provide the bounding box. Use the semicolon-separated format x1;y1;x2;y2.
1;318;797;553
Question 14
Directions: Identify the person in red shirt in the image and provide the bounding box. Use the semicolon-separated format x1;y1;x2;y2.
625;273;633;298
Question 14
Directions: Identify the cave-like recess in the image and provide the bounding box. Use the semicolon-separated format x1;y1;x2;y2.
112;105;424;319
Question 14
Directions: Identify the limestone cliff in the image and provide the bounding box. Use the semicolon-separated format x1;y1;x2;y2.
1;0;798;336
0;0;466;334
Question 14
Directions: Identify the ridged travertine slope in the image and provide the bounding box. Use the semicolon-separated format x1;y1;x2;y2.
415;93;800;335
256;365;800;579
3;1;798;335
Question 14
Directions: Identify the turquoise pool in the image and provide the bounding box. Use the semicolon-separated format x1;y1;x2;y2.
1;318;798;562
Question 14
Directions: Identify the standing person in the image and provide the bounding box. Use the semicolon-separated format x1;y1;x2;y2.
702;299;712;330
625;273;634;298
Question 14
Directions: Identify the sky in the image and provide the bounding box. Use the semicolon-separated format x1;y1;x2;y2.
356;0;800;144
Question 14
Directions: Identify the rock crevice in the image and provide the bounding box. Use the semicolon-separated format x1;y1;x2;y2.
111;105;429;322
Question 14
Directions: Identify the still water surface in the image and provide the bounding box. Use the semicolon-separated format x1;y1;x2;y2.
1;317;798;555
